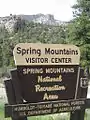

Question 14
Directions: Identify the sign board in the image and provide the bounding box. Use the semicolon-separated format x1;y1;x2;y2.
5;99;86;118
5;68;89;118
13;43;80;103
5;43;90;119
13;43;80;65
17;65;79;102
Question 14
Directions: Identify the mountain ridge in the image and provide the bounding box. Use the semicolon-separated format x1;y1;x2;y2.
0;14;67;32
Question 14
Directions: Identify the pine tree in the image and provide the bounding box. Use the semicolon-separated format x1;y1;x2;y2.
68;0;90;67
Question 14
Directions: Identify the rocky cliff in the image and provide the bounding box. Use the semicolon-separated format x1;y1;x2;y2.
0;14;66;32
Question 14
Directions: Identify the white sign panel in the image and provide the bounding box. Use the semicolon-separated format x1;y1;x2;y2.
13;43;80;65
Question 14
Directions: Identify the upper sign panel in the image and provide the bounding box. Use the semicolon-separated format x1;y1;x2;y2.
13;43;80;65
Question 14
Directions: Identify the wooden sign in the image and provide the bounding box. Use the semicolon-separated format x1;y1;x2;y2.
13;43;80;103
17;65;79;103
5;43;90;120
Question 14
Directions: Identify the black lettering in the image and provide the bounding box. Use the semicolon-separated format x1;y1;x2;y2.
32;58;35;63
25;58;29;63
45;48;50;54
76;50;78;55
22;49;27;56
17;47;21;54
68;58;72;63
26;49;30;54
51;58;54;63
37;49;41;56
45;58;48;63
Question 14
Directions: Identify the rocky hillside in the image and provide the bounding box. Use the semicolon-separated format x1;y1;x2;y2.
0;14;67;32
19;14;63;25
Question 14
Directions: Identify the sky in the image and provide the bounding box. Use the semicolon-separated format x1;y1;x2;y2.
0;0;76;21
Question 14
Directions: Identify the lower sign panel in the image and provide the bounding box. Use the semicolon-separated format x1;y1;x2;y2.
17;65;79;103
5;99;86;118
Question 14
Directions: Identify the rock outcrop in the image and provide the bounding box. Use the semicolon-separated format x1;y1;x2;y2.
0;14;67;32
